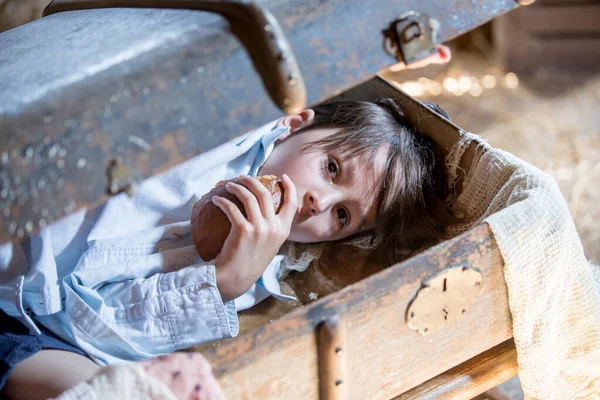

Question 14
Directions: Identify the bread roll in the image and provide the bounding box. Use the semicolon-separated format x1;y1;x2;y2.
190;175;284;261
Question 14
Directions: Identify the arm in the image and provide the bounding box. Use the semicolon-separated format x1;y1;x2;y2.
57;256;239;364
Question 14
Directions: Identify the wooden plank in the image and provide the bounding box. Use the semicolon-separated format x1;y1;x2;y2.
524;5;600;34
394;339;517;400
329;76;465;155
494;4;600;73
202;223;512;399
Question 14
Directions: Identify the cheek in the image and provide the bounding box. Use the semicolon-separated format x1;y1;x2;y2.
287;156;320;182
289;215;332;243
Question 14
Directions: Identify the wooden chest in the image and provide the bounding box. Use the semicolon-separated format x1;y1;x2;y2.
0;1;525;398
199;76;516;400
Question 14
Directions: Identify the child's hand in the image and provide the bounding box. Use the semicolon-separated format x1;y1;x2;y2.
387;44;452;72
212;174;298;301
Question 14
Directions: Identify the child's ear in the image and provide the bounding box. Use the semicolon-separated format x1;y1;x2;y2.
276;109;315;140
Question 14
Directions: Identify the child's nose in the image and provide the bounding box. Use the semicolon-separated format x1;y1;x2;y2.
308;194;321;216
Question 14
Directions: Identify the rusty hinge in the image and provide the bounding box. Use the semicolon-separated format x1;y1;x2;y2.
382;11;440;65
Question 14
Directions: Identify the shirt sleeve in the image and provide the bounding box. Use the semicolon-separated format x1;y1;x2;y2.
59;253;239;363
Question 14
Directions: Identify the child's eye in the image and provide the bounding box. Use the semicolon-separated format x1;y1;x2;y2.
326;157;339;180
336;207;349;227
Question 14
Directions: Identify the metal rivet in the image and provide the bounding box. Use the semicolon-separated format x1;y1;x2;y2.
335;346;343;355
335;379;343;387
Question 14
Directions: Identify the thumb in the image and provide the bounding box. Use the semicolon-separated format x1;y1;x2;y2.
279;174;299;225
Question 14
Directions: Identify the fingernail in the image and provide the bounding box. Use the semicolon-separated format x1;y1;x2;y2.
283;173;289;180
212;195;219;201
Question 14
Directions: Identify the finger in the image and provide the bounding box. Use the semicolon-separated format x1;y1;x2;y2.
238;176;276;219
278;174;299;224
436;45;451;63
408;45;451;68
212;196;249;229
387;44;452;72
224;182;263;222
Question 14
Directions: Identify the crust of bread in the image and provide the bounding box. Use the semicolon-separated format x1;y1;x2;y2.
190;175;284;261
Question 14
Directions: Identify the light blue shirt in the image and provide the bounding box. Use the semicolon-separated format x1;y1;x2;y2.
0;120;294;365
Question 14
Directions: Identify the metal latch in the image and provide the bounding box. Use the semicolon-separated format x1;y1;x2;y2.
382;12;440;65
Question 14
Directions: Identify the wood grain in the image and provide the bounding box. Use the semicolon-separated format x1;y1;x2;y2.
202;224;512;399
393;339;517;400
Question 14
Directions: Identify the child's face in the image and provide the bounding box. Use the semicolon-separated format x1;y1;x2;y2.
259;123;387;243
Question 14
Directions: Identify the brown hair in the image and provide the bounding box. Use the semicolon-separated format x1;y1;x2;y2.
295;98;447;266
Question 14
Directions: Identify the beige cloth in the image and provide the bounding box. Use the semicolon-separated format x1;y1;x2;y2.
447;132;600;399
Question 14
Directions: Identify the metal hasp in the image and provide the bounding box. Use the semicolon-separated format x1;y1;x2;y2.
43;0;307;115
0;0;522;243
382;12;439;65
406;266;484;336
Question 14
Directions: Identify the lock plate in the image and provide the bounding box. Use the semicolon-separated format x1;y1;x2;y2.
406;266;483;336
